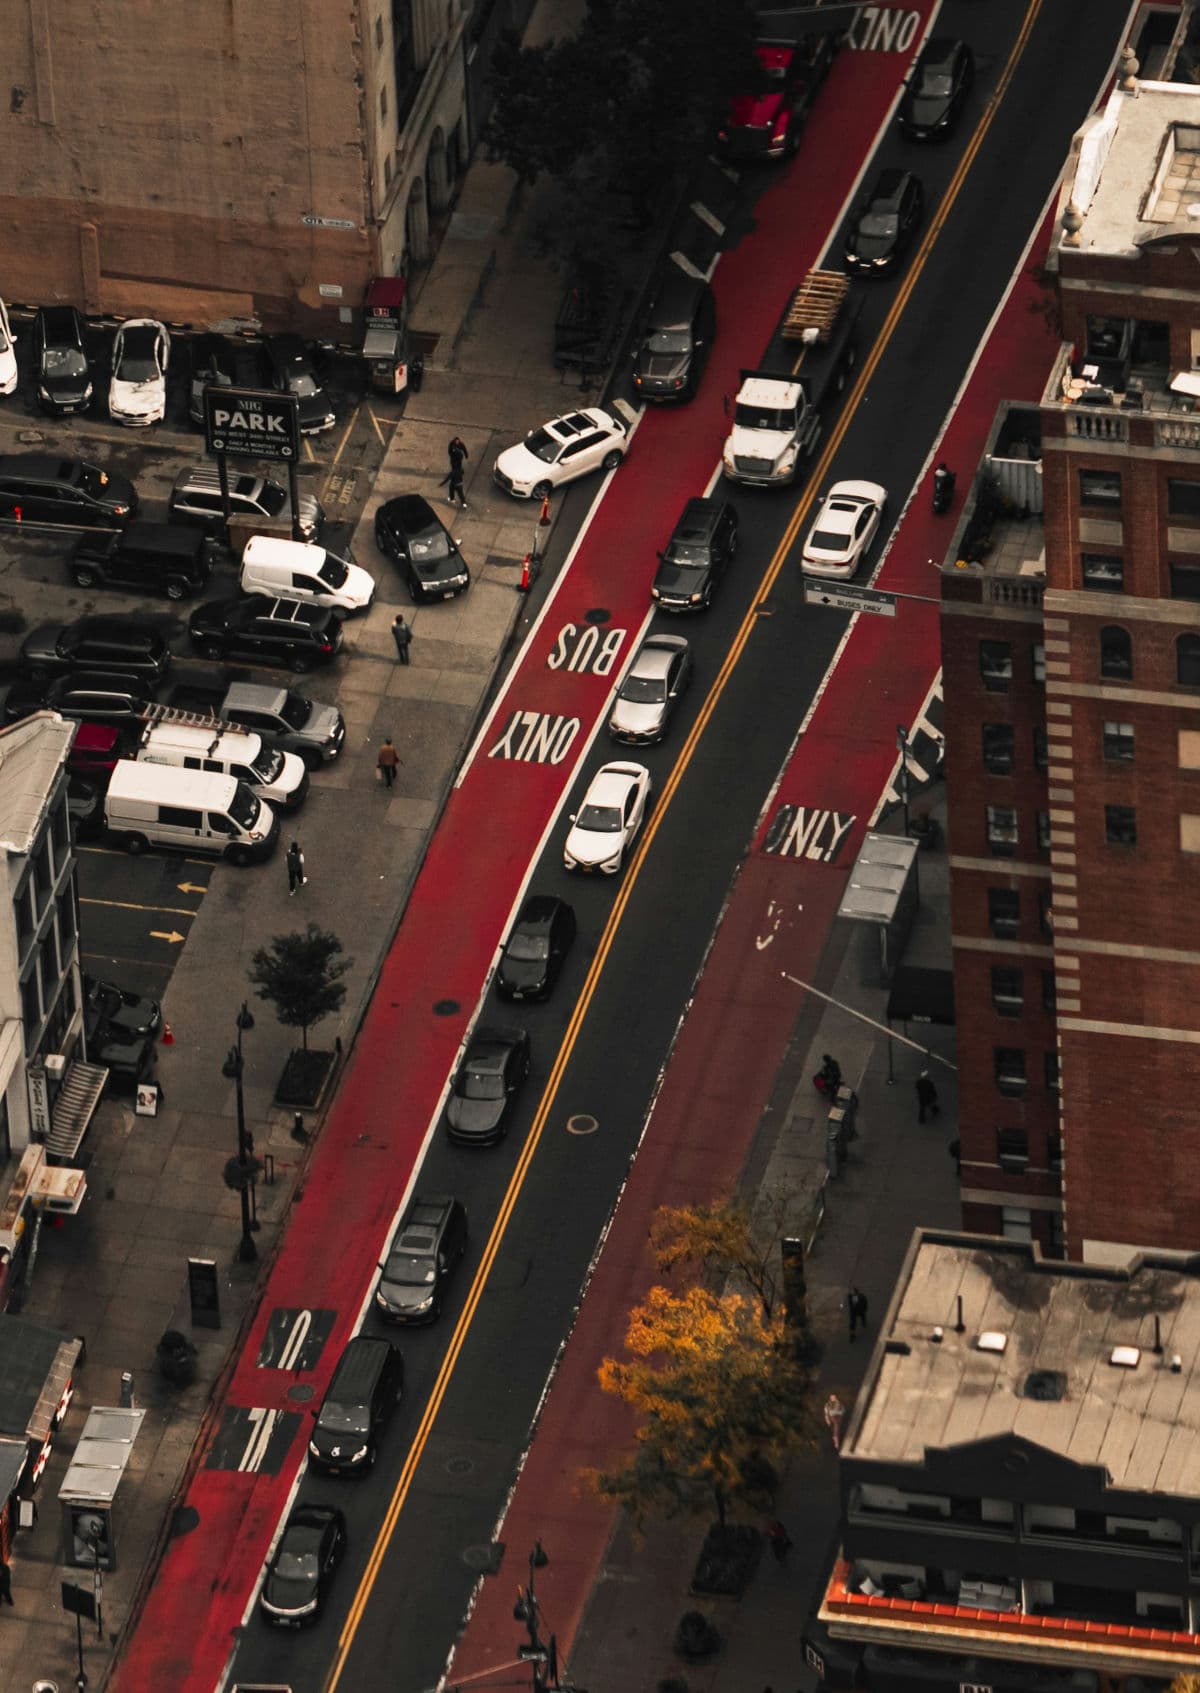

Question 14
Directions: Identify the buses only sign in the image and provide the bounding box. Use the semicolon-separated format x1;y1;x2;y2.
204;387;300;463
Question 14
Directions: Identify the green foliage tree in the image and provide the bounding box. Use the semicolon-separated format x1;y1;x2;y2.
591;1284;815;1528
248;924;351;1050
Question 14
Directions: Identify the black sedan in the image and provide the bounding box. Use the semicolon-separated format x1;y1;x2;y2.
264;334;336;435
32;307;93;416
497;896;576;1001
844;170;923;276
84;973;162;1040
4;671;154;727
898;38;974;141
375;496;471;602
19;615;171;684
259;1504;346;1627
446;1026;531;1145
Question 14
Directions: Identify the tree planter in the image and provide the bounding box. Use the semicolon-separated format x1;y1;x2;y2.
274;1047;337;1109
690;1523;762;1598
673;1611;721;1663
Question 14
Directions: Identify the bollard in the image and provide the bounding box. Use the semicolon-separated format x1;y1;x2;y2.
119;1371;134;1409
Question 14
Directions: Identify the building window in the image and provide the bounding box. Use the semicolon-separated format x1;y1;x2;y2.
380;84;388;119
384;153;393;187
1037;810;1051;851
1100;625;1132;680
1106;804;1137;846
391;0;420;130
1168;478;1200;519
1047;1212;1065;1256
375;12;384;47
980;640;1012;692
983;724;1015;774
20;971;40;1044
14;879;34;955
997;1128;1030;1171
1178;634;1200;687
1045;1051;1061;1095
1181;814;1200;854
1171;563;1200;602
1082;554;1124;592
1032;644;1045;684
1039;889;1053;938
1043;970;1057;1011
1103;721;1135;762
995;1047;1027;1097
987;805;1018;856
1033;727;1048;771
991;967;1024;1016
1079;468;1121;508
1180;730;1200;769
1047;1132;1063;1173
988;888;1019;938
1002;1205;1034;1242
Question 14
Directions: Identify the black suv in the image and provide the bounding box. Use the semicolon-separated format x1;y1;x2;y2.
497;896;576;1001
70;523;211;601
188;595;343;670
375;1194;468;1324
651;498;738;611
0;455;137;529
188;334;268;425
19;615;171;684
374;496;470;602
898;38;974;141
264;334;336;434
308;1336;404;1474
844;169;924;276
4;671;154;727
632;271;716;402
32;307;93;415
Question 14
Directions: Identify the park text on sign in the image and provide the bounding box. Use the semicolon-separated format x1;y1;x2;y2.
204;387;301;464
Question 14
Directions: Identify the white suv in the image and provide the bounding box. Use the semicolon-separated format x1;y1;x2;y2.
493;407;628;499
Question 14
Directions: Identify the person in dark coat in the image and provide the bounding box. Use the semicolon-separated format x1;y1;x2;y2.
447;436;469;509
817;1053;842;1097
392;614;412;664
286;840;306;895
0;1560;13;1604
766;1520;792;1564
916;1069;940;1123
848;1285;869;1340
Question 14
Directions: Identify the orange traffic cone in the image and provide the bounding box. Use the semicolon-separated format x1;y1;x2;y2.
518;554;532;592
538;492;551;527
161;1022;174;1046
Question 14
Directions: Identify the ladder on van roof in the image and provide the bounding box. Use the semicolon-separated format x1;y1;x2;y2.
139;702;250;737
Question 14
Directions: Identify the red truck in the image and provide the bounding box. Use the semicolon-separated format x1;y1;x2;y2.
717;27;841;161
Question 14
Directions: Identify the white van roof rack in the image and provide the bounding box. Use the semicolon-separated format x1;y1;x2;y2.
140;702;250;737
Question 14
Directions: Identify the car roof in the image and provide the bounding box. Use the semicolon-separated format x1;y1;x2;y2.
868;169;911;206
547;409;608;440
463;1033;514;1072
587;763;641;806
243;535;327;569
631;643;677;683
647;270;707;328
516;893;566;928
919;36;962;68
672;497;726;538
384;494;437;526
754;40;794;69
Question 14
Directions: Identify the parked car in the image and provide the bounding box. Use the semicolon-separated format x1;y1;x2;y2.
4;673;153;727
32;307;93;415
20;615;171;684
375;1194;468;1324
844;170;924;275
168;464;324;544
651;498;738;612
494;408;627;499
801;480;887;578
898;38;974;141
66;775;104;840
83;972;161;1091
188;334;267;425
497;895;576;1002
187;597;343;671
308;1336;403;1475
264;333;336;434
85;1016;157;1094
446;1026;531;1145
563;762;651;874
0;455;137;529
259;1503;346;1627
717;37;834;160
0;298;18;396
374;496;471;602
632;271;715;402
108;319;170;426
70;523;211;601
68;724;126;779
240;536;375;615
608;635;692;745
83;973;162;1040
218;683;344;770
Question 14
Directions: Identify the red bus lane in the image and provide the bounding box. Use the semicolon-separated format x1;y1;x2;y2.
114;31;930;1693
444;225;1063;1689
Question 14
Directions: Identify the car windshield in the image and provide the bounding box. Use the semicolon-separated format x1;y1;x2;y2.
665;544;708;568
386;1253;435;1287
457;1067;505;1102
646;329;690;355
251;746;284;781
411;527;452;561
576;803;621;833
258;484;288;517
808;528;848;552
282;694;311;729
621;675;667;704
918;70;953;97
45;345;88;377
508;932;550;963
317;1402;367;1433
229;787;259;829
735;402;794;430
287;370;320;398
318;556;348;588
859;213;898;239
524;428;560;464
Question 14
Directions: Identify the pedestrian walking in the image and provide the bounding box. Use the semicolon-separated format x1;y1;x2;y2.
286;840;306;895
0;1560;14;1604
391;614;412;664
447;435;469;509
848;1285;869;1341
766;1519;792;1565
814;1052;842;1098
823;1392;845;1452
377;736;400;790
916;1069;940;1123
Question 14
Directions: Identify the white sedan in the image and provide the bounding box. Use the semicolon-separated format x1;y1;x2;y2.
563;761;651;874
494;407;628;500
109;318;170;426
800;480;887;579
0;299;16;396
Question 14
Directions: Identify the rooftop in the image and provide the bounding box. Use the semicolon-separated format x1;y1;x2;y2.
850;1231;1200;1500
1057;81;1200;258
0;712;73;856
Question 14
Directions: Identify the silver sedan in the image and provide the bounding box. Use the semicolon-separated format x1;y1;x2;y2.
607;634;693;745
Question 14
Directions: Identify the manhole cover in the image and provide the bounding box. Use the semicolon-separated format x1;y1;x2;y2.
567;1113;599;1136
287;1382;316;1403
584;607;611;625
447;1455;474;1475
434;999;460;1016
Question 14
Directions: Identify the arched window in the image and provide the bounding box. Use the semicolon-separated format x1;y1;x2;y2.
1099;625;1132;680
1178;633;1200;688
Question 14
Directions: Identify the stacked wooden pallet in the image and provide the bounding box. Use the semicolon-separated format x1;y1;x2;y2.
782;269;850;342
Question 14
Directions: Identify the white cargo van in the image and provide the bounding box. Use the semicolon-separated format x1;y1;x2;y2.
104;761;279;864
136;720;308;810
239;534;375;614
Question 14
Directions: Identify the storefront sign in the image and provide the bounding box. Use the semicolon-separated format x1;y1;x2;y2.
204;387;300;464
318;284;343;298
26;1067;49;1141
135;1083;160;1118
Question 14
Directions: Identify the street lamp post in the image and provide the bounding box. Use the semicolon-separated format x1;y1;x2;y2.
513;1540;557;1693
222;1001;258;1264
895;723;920;904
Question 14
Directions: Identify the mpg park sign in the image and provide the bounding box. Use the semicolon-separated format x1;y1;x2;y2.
204;387;300;464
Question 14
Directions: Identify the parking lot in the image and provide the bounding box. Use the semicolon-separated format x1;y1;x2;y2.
76;843;212;1004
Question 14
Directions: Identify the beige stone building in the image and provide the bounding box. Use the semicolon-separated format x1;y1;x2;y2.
0;0;518;336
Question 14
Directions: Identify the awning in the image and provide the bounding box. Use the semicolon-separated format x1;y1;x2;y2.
0;1315;82;1444
363;321;402;359
0;1436;28;1500
838;832;919;924
886;965;955;1026
44;1061;107;1163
